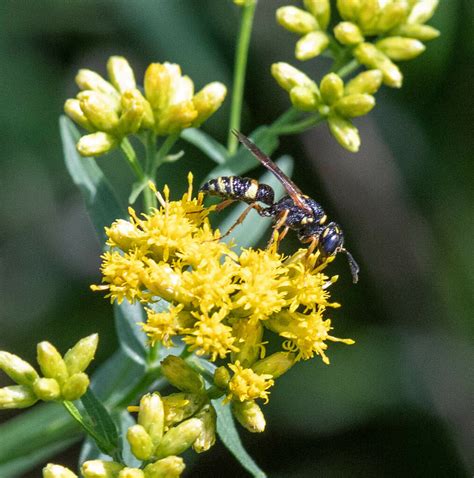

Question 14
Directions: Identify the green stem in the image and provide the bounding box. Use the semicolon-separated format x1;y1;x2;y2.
227;0;258;155
144;131;157;211
152;133;180;173
120;138;145;181
336;58;359;79
272;114;324;135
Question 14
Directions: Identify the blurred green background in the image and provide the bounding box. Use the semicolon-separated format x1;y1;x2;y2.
0;1;472;476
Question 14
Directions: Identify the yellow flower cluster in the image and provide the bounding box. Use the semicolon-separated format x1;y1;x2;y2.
93;175;353;431
64;56;227;157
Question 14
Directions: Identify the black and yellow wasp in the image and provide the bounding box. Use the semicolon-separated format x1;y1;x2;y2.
200;130;359;283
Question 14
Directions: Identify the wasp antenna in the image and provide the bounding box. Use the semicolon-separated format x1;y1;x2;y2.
341;248;360;284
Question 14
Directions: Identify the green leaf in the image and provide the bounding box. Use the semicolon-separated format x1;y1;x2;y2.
204;126;279;181
129;178;149;204
80;389;121;460
0;403;80;476
59;115;126;242
216;155;294;248
213;397;266;478
79;436;109;467
114;301;148;366
181;128;228;164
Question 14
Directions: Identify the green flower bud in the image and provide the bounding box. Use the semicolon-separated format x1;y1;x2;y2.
296;31;330;60
0;385;37;409
276;6;318;34
333;21;364;45
214;366;231;389
354;43;402;88
61;372;90;401
303;0;331;30
162;393;207;428
127;424;154;461
334;93;375;117
231;319;264;368
64;334;98;376
231;400;266;433
320;73;344;105
154;418;203;459
328;114;360;152
407;0;439;25
0;351;39;386
252;352;296;378
77;132;117;157
75;69;120;103
192;82;227;127
107;56;136;94
344;69;383;95
375;3;409;33
271;62;318;93
357;0;381;33
391;23;440;41
336;0;360;22
33;377;61;401
155;101;197;136
37;342;68;385
79;91;120;133
81;460;123;478
118;91;145;136
43;463;78;478
118;469;144;478
144;63;177;113
193;405;217;453
138;393;164;446
144;456;185;478
376;36;426;61
64;99;94;131
161;356;204;393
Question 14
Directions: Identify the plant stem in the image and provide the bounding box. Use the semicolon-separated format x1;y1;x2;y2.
120;138;145;181
144;131;157;211
336;58;359;79
272;113;324;135
152;133;180;173
227;0;258;155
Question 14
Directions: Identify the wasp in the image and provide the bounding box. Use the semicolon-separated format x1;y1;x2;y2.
200;130;360;283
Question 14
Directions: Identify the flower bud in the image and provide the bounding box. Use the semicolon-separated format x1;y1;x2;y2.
231;400;266;433
407;0;439;25
162;393;207;428
0;351;39;386
375;3;408;33
391;24;440;41
118;90;145;135
144;63;179;113
161;356;204;393
333;21;364;45
376;37;426;61
336;0;360;22
271;62;317;93
33;377;61;401
193;405;217;453
320;73;344;105
192;82;227;127
344;69;383;95
64;334;98;376
334;93;375;117
303;0;331;30
144;456;185;478
328;114;360;152
79;91;120;133
154;418;203;458
138;393;164;445
61;372;90;401
37;342;68;385
231;320;264;368
127;424;154;461
77;132;117;157
354;43;402;88
64;99;94;131
276;6;318;34
107;56;136;94
296;31;329;60
214;366;231;390
43;463;78;478
0;385;37;409
357;0;381;33
81;460;123;478
155;101;198;135
118;469;144;478
252;352;296;378
75;69;120;103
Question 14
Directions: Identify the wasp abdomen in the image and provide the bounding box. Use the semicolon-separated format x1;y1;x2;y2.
200;176;275;206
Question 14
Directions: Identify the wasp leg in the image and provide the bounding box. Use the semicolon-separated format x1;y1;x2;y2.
217;203;266;240
216;199;235;211
305;235;319;258
267;209;289;248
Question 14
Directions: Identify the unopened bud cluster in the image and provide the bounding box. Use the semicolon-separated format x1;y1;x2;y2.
64;56;226;157
0;334;98;409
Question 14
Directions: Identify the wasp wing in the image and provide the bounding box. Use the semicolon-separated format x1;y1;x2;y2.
232;130;311;213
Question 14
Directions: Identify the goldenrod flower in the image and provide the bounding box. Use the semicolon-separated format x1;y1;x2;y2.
227;361;274;404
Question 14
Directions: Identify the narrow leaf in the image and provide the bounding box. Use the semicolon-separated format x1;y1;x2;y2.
213;397;266;478
129;178;149;204
181;128;228;164
59;115;126;242
114;301;148;366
